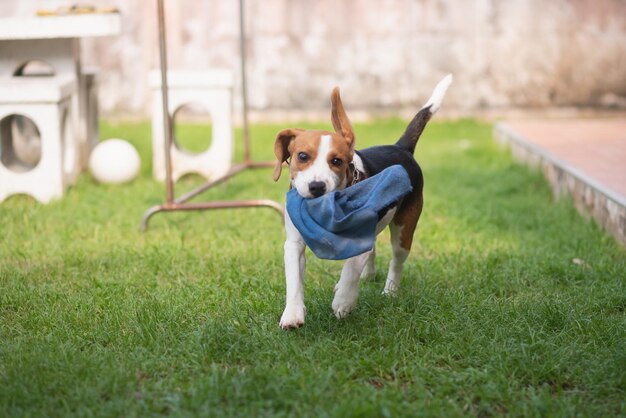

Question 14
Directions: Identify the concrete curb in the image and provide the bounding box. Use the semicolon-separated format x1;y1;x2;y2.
494;122;626;248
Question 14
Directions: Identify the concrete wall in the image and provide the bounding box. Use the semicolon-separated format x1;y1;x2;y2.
2;0;625;116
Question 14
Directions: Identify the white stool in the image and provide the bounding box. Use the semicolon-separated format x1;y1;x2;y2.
0;75;78;203
150;70;234;182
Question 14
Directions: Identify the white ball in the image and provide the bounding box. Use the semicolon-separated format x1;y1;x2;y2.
89;139;141;184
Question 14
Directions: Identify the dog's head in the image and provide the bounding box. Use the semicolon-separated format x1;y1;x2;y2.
273;88;355;198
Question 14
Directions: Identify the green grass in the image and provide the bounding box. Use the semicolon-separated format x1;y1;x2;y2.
1;118;624;417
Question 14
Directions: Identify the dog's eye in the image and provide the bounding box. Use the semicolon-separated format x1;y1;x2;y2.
331;157;343;167
297;152;310;162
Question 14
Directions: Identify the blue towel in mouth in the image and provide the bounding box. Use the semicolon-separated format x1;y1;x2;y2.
286;164;413;260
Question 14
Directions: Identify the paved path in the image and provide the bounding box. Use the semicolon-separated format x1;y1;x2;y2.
504;120;626;198
495;119;626;248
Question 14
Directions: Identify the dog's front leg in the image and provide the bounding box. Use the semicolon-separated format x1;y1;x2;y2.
332;249;372;319
280;211;307;329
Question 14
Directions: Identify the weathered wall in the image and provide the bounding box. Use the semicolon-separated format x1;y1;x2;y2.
2;0;625;115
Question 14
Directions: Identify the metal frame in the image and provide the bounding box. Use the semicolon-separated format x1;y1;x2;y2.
140;0;283;231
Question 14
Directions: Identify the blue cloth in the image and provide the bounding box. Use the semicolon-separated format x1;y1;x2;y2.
286;164;413;260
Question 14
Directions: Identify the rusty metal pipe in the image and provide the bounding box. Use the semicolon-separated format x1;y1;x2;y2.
173;161;276;204
140;0;284;233
140;199;284;232
157;0;174;203
174;163;248;204
239;0;251;164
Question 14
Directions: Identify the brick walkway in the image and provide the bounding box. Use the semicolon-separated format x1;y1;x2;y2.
495;119;626;248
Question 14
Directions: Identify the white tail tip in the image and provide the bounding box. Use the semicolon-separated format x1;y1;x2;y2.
423;74;453;114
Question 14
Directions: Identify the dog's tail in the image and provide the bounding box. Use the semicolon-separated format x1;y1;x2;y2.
395;74;453;154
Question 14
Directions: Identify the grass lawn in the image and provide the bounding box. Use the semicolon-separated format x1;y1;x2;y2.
1;118;624;417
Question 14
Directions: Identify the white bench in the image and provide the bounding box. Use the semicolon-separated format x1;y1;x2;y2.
0;14;121;173
0;75;78;203
150;70;234;182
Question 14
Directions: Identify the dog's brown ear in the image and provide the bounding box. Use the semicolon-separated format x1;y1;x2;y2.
331;87;355;151
273;128;301;181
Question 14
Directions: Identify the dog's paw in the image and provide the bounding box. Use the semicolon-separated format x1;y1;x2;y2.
382;282;399;296
333;305;354;319
279;305;305;330
332;290;358;319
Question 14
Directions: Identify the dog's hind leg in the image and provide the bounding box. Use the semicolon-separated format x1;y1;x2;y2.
360;246;376;280
384;223;410;295
332;249;373;318
384;196;423;295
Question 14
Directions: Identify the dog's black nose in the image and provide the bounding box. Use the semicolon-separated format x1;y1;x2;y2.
308;181;326;197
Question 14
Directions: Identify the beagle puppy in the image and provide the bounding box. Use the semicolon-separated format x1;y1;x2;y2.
273;75;452;329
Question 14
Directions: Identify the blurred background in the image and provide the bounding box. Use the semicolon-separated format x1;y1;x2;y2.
1;0;625;119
